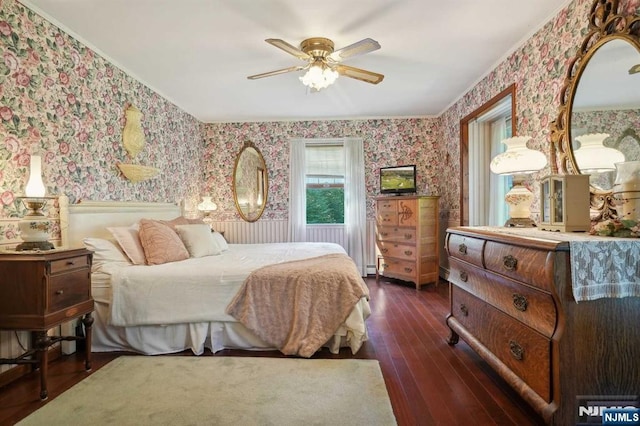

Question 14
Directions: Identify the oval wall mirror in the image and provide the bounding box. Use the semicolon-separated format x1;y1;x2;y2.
232;141;268;222
550;0;640;220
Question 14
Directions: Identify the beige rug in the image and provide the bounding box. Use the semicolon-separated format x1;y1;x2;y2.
18;356;396;426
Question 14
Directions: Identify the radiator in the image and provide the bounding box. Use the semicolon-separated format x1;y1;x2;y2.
209;220;377;272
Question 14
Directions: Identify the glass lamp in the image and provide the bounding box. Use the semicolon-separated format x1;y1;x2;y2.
16;155;54;251
489;136;548;227
299;60;339;91
573;133;624;172
197;196;218;218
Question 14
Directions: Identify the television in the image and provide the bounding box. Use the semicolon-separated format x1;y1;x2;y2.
379;165;417;195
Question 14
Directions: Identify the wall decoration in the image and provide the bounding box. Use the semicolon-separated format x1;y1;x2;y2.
117;104;160;183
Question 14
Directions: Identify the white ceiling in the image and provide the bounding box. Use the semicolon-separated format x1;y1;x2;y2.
21;0;572;123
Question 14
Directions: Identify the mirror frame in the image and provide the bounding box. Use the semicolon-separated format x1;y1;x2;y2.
232;140;268;222
550;0;640;220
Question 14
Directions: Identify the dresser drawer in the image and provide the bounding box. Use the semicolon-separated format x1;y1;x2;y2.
484;241;554;291
376;226;416;243
49;269;91;312
449;257;557;337
377;256;416;280
451;286;551;402
50;255;90;274
447;233;485;267
377;241;417;260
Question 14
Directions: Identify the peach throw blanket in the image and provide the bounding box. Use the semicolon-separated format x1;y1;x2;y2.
226;253;370;357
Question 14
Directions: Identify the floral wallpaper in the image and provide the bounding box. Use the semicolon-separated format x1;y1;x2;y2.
201;118;442;221
0;0;203;244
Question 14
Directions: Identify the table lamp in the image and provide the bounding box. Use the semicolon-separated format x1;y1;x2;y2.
16;155;54;251
489;136;547;227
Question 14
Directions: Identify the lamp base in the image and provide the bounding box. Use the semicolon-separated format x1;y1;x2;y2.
504;217;537;228
16;241;55;251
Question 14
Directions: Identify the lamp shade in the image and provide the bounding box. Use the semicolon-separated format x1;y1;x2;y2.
490;136;547;175
25;155;46;197
197;196;217;213
299;61;339;91
573;133;625;172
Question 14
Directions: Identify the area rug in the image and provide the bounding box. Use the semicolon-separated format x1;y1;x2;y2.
18;356;396;426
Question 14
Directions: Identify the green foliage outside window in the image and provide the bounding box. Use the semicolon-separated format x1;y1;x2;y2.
306;187;344;224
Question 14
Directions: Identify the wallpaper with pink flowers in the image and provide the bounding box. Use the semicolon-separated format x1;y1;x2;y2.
0;0;203;244
1;0;639;245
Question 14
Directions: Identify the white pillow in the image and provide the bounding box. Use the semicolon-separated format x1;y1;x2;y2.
107;225;146;265
83;237;131;271
175;224;222;258
212;231;229;251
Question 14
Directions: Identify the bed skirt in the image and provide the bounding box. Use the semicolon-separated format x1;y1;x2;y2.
91;299;370;356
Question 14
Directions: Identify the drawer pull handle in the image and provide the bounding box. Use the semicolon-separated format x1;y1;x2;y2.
512;294;528;311
404;250;413;256
404;234;412;240
459;271;468;282
509;340;524;361
55;290;64;295
459;304;468;317
381;248;388;253
503;255;518;271
404;267;413;273
458;243;467;255
66;260;75;265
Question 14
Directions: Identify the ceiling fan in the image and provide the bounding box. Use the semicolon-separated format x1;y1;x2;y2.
247;37;384;90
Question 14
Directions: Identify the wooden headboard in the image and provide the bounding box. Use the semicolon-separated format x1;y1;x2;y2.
60;197;182;248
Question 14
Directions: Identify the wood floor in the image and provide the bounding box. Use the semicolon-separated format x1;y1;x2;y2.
0;277;544;425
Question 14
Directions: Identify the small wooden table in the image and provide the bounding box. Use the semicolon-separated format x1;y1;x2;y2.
0;248;94;400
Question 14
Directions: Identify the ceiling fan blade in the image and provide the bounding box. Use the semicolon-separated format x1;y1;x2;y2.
265;38;311;61
335;64;384;84
327;38;380;63
247;65;308;80
630;64;640;74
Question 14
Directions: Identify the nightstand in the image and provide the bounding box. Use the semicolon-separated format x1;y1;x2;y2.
0;248;94;400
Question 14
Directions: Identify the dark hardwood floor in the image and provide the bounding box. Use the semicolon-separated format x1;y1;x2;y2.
0;277;544;425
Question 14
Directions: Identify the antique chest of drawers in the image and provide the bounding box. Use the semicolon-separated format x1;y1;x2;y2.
445;227;640;425
375;195;440;289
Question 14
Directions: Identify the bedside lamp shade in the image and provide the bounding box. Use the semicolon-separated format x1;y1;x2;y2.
490;136;547;227
25;155;46;197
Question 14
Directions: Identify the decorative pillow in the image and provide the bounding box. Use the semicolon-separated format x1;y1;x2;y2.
107;225;146;265
212;231;229;251
138;219;190;265
174;224;222;258
83;237;131;270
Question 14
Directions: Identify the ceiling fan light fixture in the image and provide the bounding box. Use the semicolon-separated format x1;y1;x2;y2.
299;62;339;91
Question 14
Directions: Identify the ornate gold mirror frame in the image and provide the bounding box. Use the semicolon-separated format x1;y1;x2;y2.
550;0;640;220
232;141;268;222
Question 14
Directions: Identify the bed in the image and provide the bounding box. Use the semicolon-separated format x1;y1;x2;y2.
59;199;371;357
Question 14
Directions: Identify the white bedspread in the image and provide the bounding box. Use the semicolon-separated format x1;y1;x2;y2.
109;242;351;327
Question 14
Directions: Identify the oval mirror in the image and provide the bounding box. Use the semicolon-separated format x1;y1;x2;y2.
570;39;640;190
232;141;268;222
550;0;640;220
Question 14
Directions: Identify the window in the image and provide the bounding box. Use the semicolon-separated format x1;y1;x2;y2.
305;143;344;224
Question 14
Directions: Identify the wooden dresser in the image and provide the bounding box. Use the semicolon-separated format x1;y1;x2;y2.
0;248;94;400
445;227;640;425
375;195;440;289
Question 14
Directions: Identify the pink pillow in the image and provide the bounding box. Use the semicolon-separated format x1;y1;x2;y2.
107;225;146;265
138;219;190;265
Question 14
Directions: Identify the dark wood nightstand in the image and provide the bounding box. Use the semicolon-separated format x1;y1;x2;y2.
0;248;94;400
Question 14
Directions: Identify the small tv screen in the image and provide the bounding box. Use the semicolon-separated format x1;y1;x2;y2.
380;165;417;194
